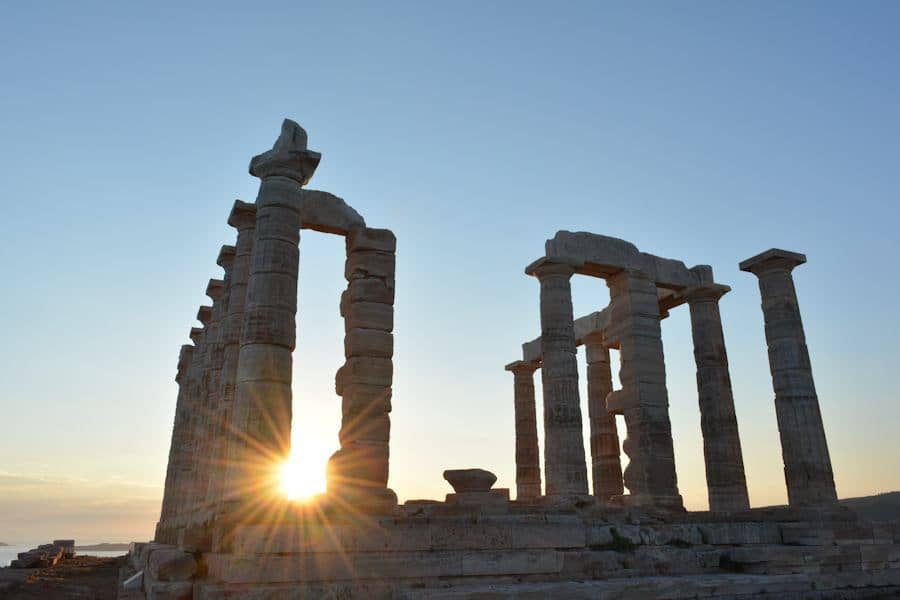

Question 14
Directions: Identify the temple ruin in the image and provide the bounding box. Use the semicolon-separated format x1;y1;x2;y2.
122;120;900;599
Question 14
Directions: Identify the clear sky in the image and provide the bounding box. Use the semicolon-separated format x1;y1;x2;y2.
1;2;898;544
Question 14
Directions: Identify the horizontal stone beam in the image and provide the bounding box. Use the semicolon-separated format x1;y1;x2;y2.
522;308;611;363
544;231;708;290
296;189;365;236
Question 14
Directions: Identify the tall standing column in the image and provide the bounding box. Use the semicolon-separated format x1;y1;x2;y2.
209;201;256;510
740;249;837;506
225;120;320;508
328;227;398;512
526;258;588;497
155;343;195;543
684;284;750;512
504;361;542;501
582;333;624;503
188;279;225;518
605;269;682;509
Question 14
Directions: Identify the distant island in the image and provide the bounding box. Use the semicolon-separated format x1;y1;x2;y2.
75;543;130;552
0;542;8;547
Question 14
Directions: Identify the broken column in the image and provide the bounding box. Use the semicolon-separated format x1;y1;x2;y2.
684;283;751;512
582;333;624;503
224;120;320;507
740;249;837;506
504;360;542;501
526;258;588;497
328;227;397;512
208;201;256;510
605;269;682;509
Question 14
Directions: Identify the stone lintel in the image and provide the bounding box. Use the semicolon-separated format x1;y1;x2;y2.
521;309;611;363
249;119;321;184
739;248;807;274
524;256;583;278
206;279;225;299
505;360;539;373
298;190;366;236
217;245;236;268
197;306;212;325
227;200;257;229
544;231;704;289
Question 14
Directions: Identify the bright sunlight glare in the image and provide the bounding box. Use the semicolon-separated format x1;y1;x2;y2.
279;444;329;501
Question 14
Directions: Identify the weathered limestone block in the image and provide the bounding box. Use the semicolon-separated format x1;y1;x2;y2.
526;258;588;497
345;250;396;281
344;328;393;358
296;189;365;235
148;549;197;581
741;249;837;507
342;300;394;331
148;581;194;600
698;522;783;545
347;227;397;253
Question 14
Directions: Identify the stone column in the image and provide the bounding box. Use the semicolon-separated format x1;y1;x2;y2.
188;279;226;518
605;269;682;509
208;201;256;510
525;258;588;497
504;360;542;501
582;333;624;503
684;284;750;512
328;227;397;512
155;343;195;543
224;120;320;507
740;249;837;506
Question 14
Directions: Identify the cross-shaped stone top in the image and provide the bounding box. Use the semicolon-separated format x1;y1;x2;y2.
249;119;321;185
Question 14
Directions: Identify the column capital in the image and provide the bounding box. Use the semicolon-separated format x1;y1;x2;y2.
206;279;225;301
249;119;321;184
505;360;540;374
197;306;212;326
190;327;204;344
683;283;731;304
739;248;806;276
525;256;582;279
217;245;236;269
228;200;257;230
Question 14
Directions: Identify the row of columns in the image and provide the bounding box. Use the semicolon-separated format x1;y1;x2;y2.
156;121;397;547
509;248;835;512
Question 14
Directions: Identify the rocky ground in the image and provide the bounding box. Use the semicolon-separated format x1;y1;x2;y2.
0;555;122;599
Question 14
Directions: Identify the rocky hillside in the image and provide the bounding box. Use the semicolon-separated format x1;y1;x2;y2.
841;491;900;522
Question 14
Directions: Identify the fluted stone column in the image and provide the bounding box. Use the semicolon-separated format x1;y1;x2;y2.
685;284;750;512
188;279;226;518
208;201;257;510
583;333;624;503
740;249;837;506
605;269;682;509
155;343;195;543
526;258;588;497
225;120;320;508
505;360;542;501
328;227;397;512
171;325;206;530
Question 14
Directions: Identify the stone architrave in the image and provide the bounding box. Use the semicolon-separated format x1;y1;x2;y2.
328;227;398;512
526;258;588;497
208;202;257;510
684;284;750;512
155;343;195;544
224;120;320;508
504;360;542;501
604;269;682;509
582;333;624;503
740;249;837;506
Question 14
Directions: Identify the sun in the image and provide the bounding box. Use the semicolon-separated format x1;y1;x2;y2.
279;449;328;501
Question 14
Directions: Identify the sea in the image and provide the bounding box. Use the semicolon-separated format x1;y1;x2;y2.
0;545;126;568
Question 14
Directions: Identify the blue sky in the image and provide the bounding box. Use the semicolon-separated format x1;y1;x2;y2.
1;2;898;543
